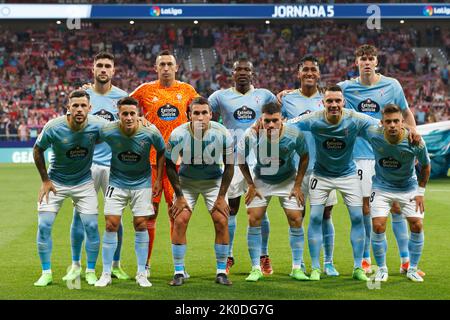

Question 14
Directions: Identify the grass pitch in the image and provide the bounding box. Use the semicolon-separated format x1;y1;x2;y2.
0;164;449;300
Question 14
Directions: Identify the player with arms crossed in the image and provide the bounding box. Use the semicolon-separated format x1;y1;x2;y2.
165;97;234;286
65;52;130;284
95;97;165;288
239;102;310;282
33;90;107;286
280;55;339;276
366;104;430;282
289;85;382;281
131;50;198;276
338;45;422;275
209;58;278;275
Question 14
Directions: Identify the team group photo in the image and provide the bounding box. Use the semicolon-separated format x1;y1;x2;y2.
0;1;449;303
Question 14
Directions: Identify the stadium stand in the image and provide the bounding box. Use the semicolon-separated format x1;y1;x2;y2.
0;19;448;142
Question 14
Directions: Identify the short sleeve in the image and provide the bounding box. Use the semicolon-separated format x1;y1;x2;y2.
35;123;52;150
208;90;221;114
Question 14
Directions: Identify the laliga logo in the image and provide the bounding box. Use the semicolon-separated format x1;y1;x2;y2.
423;6;433;16
150;6;161;17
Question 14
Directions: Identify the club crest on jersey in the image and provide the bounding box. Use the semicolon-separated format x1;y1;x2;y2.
379;157;401;169
357;98;380;115
158;104;180;121
176;94;182;101
152;97;159;102
66;146;89;160
323;138;346;150
94;109;115;122
234;105;256;123
118;151;142;164
255;96;261;104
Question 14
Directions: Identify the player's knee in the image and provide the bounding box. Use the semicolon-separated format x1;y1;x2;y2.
372;220;386;233
37;221;53;239
309;213;323;226
133;218;148;231
288;216;303;228
213;214;228;229
105;219;120;232
248;214;262;227
174;214;190;228
409;220;423;233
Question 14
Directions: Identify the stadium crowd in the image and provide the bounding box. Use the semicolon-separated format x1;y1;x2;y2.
0;21;448;141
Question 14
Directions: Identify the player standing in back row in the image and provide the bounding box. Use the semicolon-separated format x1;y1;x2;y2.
130;50;199;276
65;52;130;284
208;58;278;275
338;44;423;275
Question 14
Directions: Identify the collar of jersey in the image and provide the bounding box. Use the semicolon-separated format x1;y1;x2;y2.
356;73;383;87
119;122;140;138
231;85;254;96
297;88;320;99
263;124;285;144
323;110;344;125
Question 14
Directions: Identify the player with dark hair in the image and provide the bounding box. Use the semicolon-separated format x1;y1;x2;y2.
280;54;339;276
208;57;278;275
130;50;199;277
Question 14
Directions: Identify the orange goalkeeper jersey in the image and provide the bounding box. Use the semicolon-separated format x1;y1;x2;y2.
130;80;199;165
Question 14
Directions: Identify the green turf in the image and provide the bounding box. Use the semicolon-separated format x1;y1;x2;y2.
0;164;449;300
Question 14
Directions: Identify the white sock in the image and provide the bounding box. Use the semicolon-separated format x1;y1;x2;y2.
86;268;95;273
43;269;52;275
72;261;81;268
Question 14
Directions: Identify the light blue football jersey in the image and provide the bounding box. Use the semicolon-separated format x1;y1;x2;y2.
35;114;108;186
338;75;409;160
166;121;234;180
238;123;308;184
100;122;165;189
208;86;278;147
86;86;128;167
366;126;430;192
281;89;323;172
289;109;380;178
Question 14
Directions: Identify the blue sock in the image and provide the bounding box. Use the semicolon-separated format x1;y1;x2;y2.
289;227;304;268
261;213;270;256
172;244;186;274
214;243;228;274
102;231;117;274
247;226;262;267
228;215;237;257
113;221;124;263
371;231;387;268
408;231;424;269
79;214;99;270
363;214;372;259
70;209;84;263
391;213;409;262
322;217;335;264
308;205;324;270
348;206;365;269
135;231;149;273
37;212;56;271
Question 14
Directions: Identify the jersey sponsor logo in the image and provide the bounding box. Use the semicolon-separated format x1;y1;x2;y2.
233;106;256;123
94;109;115;122
323;138;346;150
157;104;180;121
357;99;380;114
118;151;142;164
66;146;89;160
379;157;402;169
